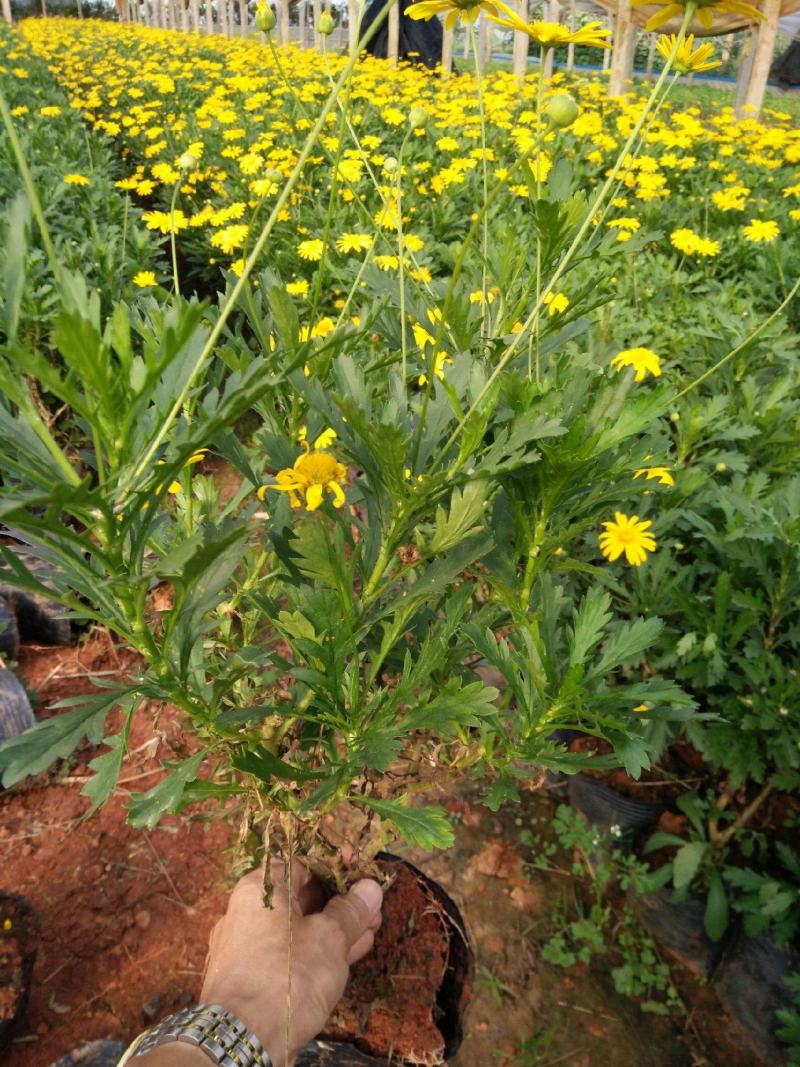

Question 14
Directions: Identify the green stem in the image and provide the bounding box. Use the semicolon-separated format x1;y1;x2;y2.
0;85;61;283
396;129;412;385
168;179;181;296
469;21;489;324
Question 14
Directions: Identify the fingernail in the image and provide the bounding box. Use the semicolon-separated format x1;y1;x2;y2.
351;878;383;915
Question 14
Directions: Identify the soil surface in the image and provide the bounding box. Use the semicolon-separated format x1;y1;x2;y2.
323;860;450;1064
0;632;774;1067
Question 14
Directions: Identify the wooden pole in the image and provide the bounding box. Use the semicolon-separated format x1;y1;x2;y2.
645;33;656;80
743;0;781;116
347;0;358;51
441;20;454;75
603;13;613;69
512;0;528;82
298;0;308;46
566;0;576;70
312;0;321;47
608;0;635;96
542;0;558;78
190;0;200;29
388;0;400;64
1;0;11;22
205;0;214;33
734;27;756;115
476;14;488;72
238;0;248;35
277;0;289;43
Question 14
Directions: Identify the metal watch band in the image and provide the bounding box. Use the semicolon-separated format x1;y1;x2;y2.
125;1003;272;1067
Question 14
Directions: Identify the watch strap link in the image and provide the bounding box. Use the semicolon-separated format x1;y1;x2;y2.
125;1003;272;1067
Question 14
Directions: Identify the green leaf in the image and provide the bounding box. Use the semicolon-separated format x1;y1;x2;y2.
127;753;205;829
569;587;613;668
428;479;489;555
673;841;709;890
232;745;315;782
355;796;455;850
0;689;132;787
81;696;139;814
587;616;663;682
704;869;730;942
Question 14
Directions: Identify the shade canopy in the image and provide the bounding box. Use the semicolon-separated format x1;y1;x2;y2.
589;0;800;36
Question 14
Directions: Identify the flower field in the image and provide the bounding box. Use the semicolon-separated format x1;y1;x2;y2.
1;7;800;1064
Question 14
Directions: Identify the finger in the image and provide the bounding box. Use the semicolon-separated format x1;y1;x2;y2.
347;929;375;965
322;879;383;953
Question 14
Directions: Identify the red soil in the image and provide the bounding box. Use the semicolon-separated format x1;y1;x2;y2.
1;634;459;1066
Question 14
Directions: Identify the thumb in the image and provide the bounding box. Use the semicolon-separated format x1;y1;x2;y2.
322;879;383;953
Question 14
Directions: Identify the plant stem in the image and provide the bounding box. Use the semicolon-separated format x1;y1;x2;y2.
709;782;773;849
469;21;489;323
168;179;182;296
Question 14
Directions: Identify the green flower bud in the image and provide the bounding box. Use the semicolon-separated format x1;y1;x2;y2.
178;151;197;171
715;462;727;473
383;156;399;175
408;106;428;129
545;93;580;129
318;10;335;35
255;2;276;32
264;167;283;183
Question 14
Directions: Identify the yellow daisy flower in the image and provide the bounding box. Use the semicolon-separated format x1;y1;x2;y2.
656;34;721;74
634;466;675;487
742;219;779;243
599;513;657;566
610;347;662;382
132;270;157;288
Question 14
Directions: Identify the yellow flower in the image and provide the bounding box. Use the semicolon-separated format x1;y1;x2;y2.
336;233;373;254
286;280;310;296
599;513;657;566
544;291;569;316
406;0;511;30
133;270;157;287
142;210;189;234
670;228;719;256
631;0;762;32
610;347;662;382
258;450;347;511
486;7;610;48
418;351;453;386
298;239;325;261
63;173;90;186
656;34;721;74
634;466;675;487
742;219;779;243
633;703;650;713
39;105;61;117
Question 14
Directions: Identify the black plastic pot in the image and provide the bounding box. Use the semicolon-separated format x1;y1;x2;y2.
0;668;36;745
319;853;473;1066
47;1041;126;1067
626;886;724;978
713;931;798;1065
0;597;19;660
2;586;72;647
298;1040;386;1066
568;774;667;846
0;892;40;1059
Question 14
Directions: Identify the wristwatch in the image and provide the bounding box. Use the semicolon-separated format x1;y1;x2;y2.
121;1004;273;1066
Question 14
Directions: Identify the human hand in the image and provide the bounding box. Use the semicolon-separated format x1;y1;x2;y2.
200;860;383;1067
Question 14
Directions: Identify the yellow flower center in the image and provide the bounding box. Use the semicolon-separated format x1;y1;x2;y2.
294;452;343;486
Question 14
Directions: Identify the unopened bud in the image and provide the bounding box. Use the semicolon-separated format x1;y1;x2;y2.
383;156;399;174
408;106;428;129
255;2;276;32
546;92;580;129
264;167;283;183
715;462;727;473
178;151;197;171
318;9;335;35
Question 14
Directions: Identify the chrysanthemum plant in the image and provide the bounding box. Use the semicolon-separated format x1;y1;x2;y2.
0;1;726;877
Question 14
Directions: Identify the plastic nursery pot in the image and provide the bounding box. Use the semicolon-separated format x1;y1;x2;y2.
0;892;40;1059
0;596;19;660
0;668;36;746
625;886;724;978
713;930;799;1065
319;853;474;1066
568;773;666;847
